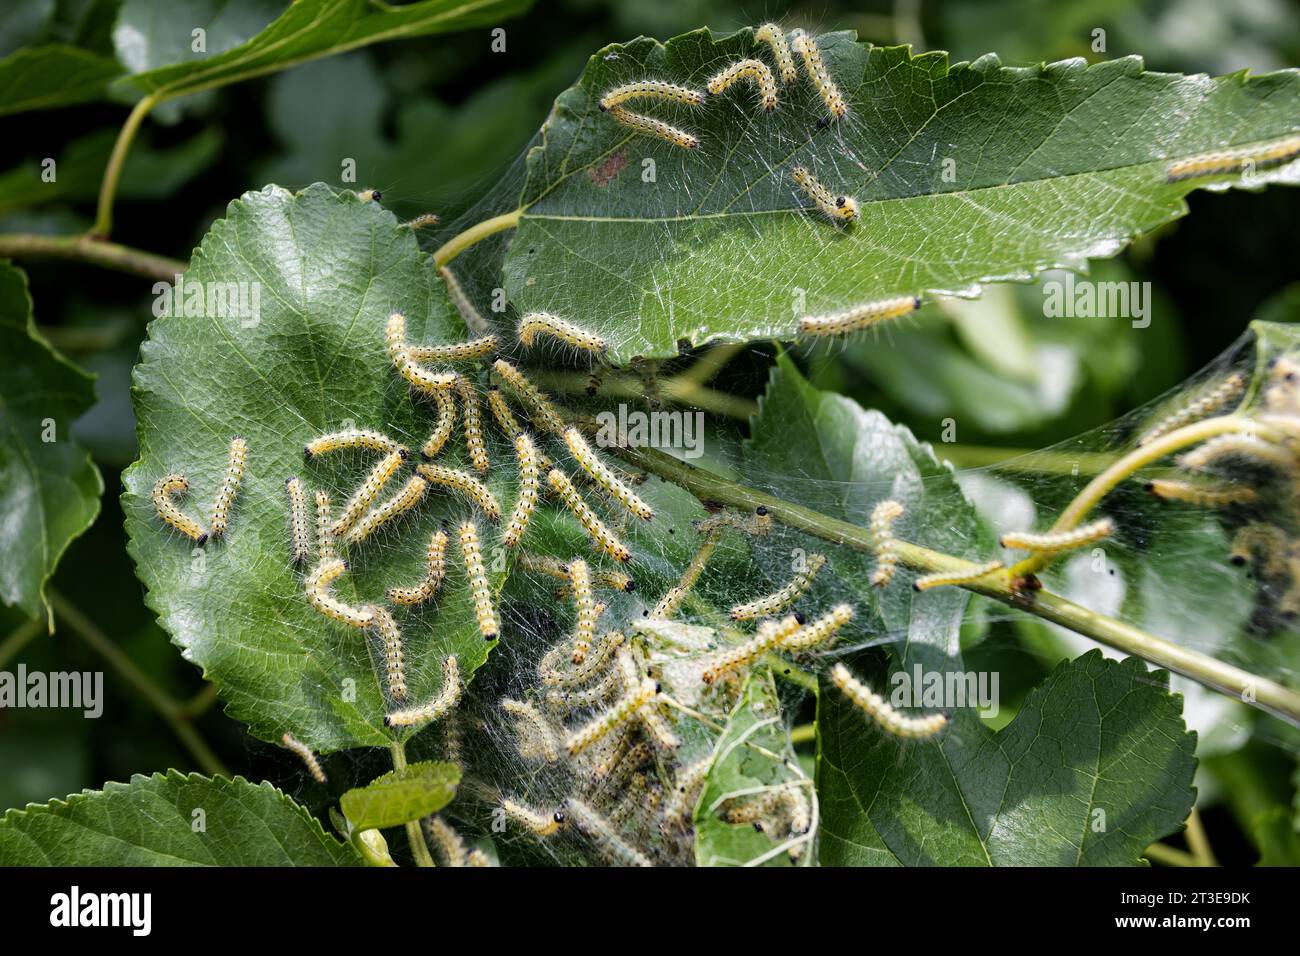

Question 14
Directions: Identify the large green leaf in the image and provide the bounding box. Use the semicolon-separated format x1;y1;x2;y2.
340;760;459;830
498;29;1300;363
122;184;511;753
0;262;102;626
0;43;122;116
0;771;360;865
817;651;1197;866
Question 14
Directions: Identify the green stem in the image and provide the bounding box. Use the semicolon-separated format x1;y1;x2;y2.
678;343;745;388
936;444;1120;475
0;617;43;668
93;94;159;239
178;683;221;719
49;591;228;776
533;368;758;420
789;723;816;745
1144;842;1198;867
390;741;435;867
432;210;521;267
0;233;184;281
1184;807;1219;867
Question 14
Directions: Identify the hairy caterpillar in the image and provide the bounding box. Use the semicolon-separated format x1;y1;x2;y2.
799;295;920;337
1230;523;1288;573
539;628;625;687
305;558;374;628
544;667;621;713
356;188;381;202
565;797;653;867
466;849;492;867
638;704;681;751
729;553;826;620
547;469;632;562
707;58;778;112
403;212;440;230
783;603;854;651
500;700;559;763
305;428;406;459
606;106;699;150
700;614;803;685
347;474;428;546
486;386;521;437
366;606;408;702
385;655;461;728
791;165;858;223
386;529;449;605
284;477;310;562
662;756;712;828
421;387;457;460
493;359;566;435
415;462;501;522
459;520;498;640
569;559;598;664
404;335;498;364
1001;518;1114;553
586;369;604;396
696;505;773;537
1146;478;1258;507
564;676;659;756
453;376;490;474
1178;434;1296;472
869;500;905;586
208;437;247;538
913;560;1004;592
314;490;335;561
423;815;466;867
503;433;540;548
518;312;606;354
281;733;327;784
437;266;492;337
501;797;565;837
522;553;635;595
830;663;948;738
790;29;847;122
755;23;798;85
1165;134;1300;182
564;426;654;521
1136;372;1246;446
152;474;207;544
651;526;722;620
599;80;705;111
386;312;457;394
331;448;406;536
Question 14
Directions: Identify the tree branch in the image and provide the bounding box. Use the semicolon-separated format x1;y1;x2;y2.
0;233;184;282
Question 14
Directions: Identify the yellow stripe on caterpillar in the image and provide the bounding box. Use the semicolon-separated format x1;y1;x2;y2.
454;375;490;474
913;560;1004;592
459;520;498;641
503;432;540;548
1146;478;1258;507
791;29;847;121
347;475;428;545
1001;518;1114;553
284;477;310;562
423;816;466;867
799;295;920;337
606;106;699;150
869;500;904;586
500;700;559;763
518;312;605;354
281;733;327;783
305;558;374;628
564;676;659;756
403;335;498;363
729;553;826;620
421;387;457;460
755;23;798;84
782;603;854;651
566;797;653;867
386;529;448;605
707;58;778;112
568;559;598;664
791;165;858;222
415;462;501;522
365;606;408;702
564;426;653;521
152;474;207;544
314;489;335;561
208;437;247;538
547;468;632;562
1166;134;1300;182
385;655;461;728
1136;372;1246;446
700;614;803;685
386;312;457;394
305;428;406;459
331;448;406;536
493;359;566;434
599;80;705;111
831;663;948;738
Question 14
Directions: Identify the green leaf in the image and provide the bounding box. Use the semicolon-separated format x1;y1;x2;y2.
817;651;1197;866
113;0;535;102
0;771;360;865
0;43;122;116
340;760;459;830
122;184;510;752
0;262;102;626
499;29;1300;363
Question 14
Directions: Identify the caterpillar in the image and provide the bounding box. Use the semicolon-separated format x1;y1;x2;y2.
830;663;948;739
799;295;921;337
348;475;428;545
1001;518;1114;553
755;23;798;85
385;655;461;728
1229;523;1288;574
913;560;1004;592
314;490;335;561
790;165;858;223
304;558;374;628
729;553;827;620
402;212;440;230
700;614;803;685
586;369;604;396
459;520;498;641
305;429;406;459
707;58;779;112
523;553;635;596
547;468;632;562
1178;434;1295;472
423;815;466;867
517;312;606;354
564;676;659;756
437;266;492;337
563;426;654;521
356;188;381;202
565;797;653;867
421;387;457;460
386;529;449;605
544;668;621;714
539;629;625;687
501;797;565;837
599;80;705;112
1136;372;1246;446
284;477;310;562
651;526;722;620
782;603;854;651
208;437;248;538
466;849;492;867
386;312;457;394
696;505;773;537
568;559;598;664
869;500;905;586
366;606;408;702
502;432;540;548
415;462;501;522
1264;356;1300;413
441;713;463;768
493;359;566;435
331;448;406;536
454;374;490;474
152;474;207;544
1165;134;1300;183
1146;478;1258;507
662;756;712;828
790;29;847;122
606;106;699;150
281;733;327;784
486;386;522;437
500;699;559;763
404;335;498;364
638;704;681;751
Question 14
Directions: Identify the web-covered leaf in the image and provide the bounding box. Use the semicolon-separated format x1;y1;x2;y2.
340;760;459;830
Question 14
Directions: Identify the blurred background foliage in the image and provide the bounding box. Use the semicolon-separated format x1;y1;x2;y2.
0;0;1297;865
